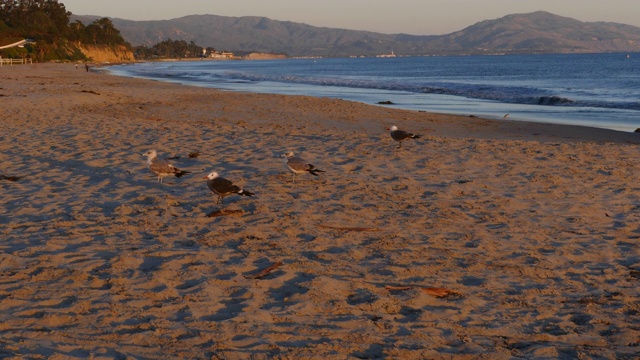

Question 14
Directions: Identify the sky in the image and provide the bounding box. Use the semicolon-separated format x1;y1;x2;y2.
60;0;640;35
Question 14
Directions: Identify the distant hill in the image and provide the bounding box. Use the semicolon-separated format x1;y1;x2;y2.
428;12;640;55
71;11;640;57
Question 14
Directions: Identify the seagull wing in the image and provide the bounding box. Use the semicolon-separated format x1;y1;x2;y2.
391;129;414;141
208;177;240;194
149;158;177;174
287;157;312;172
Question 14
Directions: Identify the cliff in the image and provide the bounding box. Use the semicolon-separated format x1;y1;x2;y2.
78;44;135;63
242;53;287;60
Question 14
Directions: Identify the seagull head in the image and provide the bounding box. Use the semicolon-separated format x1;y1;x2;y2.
386;126;398;131
280;151;295;158
142;150;158;159
204;171;219;180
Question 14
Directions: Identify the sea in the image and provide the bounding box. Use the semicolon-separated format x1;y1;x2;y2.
106;53;640;132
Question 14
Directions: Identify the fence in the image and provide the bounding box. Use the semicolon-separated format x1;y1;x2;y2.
0;58;32;66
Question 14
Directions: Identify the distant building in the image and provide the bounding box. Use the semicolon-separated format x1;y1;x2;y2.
210;51;234;59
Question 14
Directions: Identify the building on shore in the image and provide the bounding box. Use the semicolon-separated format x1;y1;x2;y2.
209;51;235;59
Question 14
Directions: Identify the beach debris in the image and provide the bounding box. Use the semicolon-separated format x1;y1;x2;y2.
0;174;21;181
245;261;283;279
280;151;325;182
386;125;422;149
81;89;100;95
188;151;200;158
318;224;380;232
204;171;254;204
384;285;413;291
142;150;191;183
634;128;640;133
420;287;460;298
206;209;244;217
385;285;460;298
378;100;395;105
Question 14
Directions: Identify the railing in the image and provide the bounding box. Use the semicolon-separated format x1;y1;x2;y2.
0;58;32;66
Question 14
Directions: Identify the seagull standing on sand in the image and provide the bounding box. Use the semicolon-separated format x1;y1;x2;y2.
142;150;190;183
280;151;325;182
386;125;422;149
204;171;254;204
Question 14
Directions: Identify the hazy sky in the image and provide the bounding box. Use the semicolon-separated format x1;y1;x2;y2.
61;0;640;35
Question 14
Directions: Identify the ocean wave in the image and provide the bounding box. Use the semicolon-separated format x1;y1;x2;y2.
116;65;640;112
214;71;640;110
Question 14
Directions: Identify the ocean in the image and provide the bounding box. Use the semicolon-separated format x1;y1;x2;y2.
106;53;640;132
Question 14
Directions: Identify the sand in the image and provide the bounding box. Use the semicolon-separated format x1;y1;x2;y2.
0;63;639;359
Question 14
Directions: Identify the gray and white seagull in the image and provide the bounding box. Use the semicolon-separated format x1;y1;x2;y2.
142;149;190;183
280;151;325;182
204;171;254;204
386;125;422;148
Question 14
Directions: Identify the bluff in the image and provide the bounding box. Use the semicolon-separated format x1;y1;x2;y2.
79;44;135;63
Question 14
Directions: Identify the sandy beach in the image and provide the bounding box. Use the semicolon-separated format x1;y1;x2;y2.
1;63;639;359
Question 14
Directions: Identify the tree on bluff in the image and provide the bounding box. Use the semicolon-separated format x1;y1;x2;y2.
134;39;205;59
0;0;131;60
0;0;71;41
82;17;127;46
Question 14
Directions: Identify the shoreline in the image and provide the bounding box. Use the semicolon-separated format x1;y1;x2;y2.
1;63;639;358
98;64;640;144
103;56;640;134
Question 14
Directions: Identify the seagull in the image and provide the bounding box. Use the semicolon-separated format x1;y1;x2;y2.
280;151;325;182
503;113;510;119
386;125;422;149
204;171;254;204
142;150;190;183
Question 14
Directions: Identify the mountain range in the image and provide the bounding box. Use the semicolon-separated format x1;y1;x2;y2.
72;11;640;57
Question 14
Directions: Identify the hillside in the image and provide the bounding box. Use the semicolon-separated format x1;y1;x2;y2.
428;12;640;54
72;11;640;57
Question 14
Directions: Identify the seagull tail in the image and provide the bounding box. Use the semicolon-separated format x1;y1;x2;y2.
308;168;325;176
239;189;255;197
412;134;422;139
174;169;191;178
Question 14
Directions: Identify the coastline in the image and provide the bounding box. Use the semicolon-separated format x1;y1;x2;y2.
104;55;640;134
1;63;639;358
